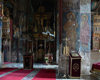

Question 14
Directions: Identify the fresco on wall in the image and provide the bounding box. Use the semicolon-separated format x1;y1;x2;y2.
62;0;80;53
80;13;91;52
0;39;1;50
0;21;2;51
0;21;2;28
0;1;2;52
91;0;99;11
0;28;1;37
63;0;80;11
59;0;80;75
0;2;2;65
0;2;3;17
80;3;90;13
0;14;2;51
62;11;80;51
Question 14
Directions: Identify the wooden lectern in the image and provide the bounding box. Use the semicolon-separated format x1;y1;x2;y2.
69;52;81;79
23;55;33;69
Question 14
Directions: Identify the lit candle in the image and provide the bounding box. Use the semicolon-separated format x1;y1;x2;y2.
66;46;69;56
63;47;65;55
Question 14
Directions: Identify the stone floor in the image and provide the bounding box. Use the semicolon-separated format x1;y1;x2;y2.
2;63;58;69
1;51;100;80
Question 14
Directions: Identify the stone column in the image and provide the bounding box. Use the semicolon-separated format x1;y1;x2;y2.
0;1;3;67
58;0;80;76
80;0;91;75
56;13;59;64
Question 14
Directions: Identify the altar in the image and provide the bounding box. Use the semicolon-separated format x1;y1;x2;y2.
30;6;55;63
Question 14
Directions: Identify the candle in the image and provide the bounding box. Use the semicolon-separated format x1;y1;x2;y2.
63;47;66;54
66;46;69;56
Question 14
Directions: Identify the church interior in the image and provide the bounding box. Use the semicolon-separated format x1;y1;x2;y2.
0;0;100;80
2;0;57;64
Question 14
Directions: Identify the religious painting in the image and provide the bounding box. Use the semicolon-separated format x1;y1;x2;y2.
80;3;91;13
92;15;100;50
80;13;91;52
0;21;2;28
38;40;44;49
0;29;1;38
0;21;2;52
62;0;80;53
36;40;45;62
0;2;3;17
0;39;1;50
91;0;99;11
62;11;80;51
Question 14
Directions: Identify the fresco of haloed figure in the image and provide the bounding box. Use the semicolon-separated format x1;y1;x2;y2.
80;14;90;49
63;12;78;50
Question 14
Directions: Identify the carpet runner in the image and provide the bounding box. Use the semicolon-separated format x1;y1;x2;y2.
0;69;33;80
22;69;40;80
4;62;13;64
32;69;56;80
0;69;56;80
0;68;17;75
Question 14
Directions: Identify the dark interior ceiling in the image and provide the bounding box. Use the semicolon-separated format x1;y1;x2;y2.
31;0;57;12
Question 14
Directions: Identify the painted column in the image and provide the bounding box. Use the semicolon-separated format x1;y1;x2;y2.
58;0;80;76
0;1;3;67
80;0;91;75
58;0;91;76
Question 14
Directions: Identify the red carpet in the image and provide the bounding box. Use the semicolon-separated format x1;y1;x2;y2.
4;62;13;64
32;69;56;80
0;69;33;80
0;68;17;75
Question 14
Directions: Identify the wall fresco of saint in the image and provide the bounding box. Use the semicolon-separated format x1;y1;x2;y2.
62;0;80;53
80;13;91;52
